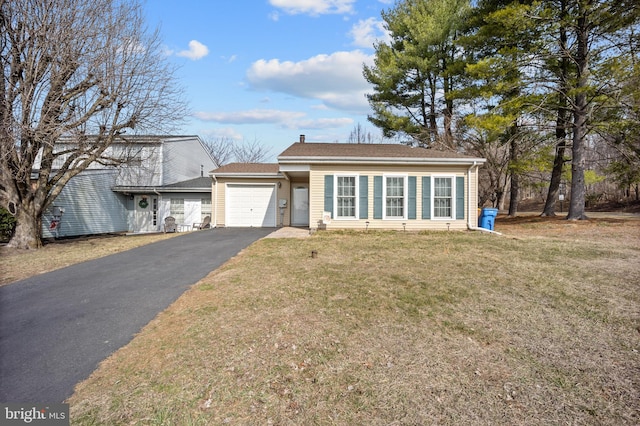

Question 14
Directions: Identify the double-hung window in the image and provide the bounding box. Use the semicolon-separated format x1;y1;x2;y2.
384;175;407;219
170;198;185;223
433;177;453;218
201;198;212;222
336;176;357;218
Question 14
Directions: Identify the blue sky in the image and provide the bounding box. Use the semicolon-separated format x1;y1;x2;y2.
143;0;393;159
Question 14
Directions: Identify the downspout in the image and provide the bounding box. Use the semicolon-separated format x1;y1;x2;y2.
211;174;218;228
466;161;502;235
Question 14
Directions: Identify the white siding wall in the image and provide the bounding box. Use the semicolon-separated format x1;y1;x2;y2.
158;192;212;230
115;144;164;187
162;138;216;185
42;170;128;238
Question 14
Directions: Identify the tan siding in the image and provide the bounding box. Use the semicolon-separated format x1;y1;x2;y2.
310;163;476;231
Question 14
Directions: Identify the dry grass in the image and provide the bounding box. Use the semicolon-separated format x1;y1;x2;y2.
0;233;179;286
63;217;640;425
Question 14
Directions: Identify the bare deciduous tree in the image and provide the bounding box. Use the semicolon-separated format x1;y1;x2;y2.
232;138;272;164
0;0;186;249
203;137;272;166
347;123;382;144
202;137;235;168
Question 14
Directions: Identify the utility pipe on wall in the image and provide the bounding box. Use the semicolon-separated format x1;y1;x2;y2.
211;175;218;228
466;161;502;235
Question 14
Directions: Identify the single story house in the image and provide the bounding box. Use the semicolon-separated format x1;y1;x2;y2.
210;136;486;231
42;135;216;238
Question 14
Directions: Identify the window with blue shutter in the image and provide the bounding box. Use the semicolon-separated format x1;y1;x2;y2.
456;176;465;220
324;175;333;217
373;176;383;219
408;176;417;219
359;176;368;219
422;176;431;219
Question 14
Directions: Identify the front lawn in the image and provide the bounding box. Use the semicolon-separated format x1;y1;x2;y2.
69;218;640;425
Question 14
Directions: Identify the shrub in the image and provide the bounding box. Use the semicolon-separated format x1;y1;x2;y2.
0;207;17;241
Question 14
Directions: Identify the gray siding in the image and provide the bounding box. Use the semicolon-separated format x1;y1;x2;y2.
162;138;216;185
42;170;128;238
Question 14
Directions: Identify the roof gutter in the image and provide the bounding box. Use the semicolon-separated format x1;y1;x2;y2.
277;156;487;166
211;173;218;228
209;172;284;179
112;186;210;193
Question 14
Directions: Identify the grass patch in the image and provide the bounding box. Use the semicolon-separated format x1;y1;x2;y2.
65;218;640;425
0;233;179;286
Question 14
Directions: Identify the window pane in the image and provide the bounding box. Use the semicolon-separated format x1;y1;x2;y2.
170;198;185;223
336;176;356;217
201;198;211;221
433;178;452;218
385;177;405;217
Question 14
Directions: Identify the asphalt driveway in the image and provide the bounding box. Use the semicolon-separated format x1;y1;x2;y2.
0;227;273;403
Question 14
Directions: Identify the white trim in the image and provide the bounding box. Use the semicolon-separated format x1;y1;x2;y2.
278;157;486;166
334;174;360;220
431;175;456;220
279;164;310;172
382;174;408;220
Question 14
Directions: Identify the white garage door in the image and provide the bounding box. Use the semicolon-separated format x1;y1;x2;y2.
226;184;277;227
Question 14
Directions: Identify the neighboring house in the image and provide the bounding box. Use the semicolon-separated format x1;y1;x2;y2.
42;135;215;238
210;136;486;231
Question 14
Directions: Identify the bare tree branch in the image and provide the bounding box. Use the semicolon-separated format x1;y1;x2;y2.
0;0;187;248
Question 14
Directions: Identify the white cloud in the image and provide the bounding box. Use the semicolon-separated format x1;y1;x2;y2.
350;18;390;48
177;40;209;60
193;109;354;131
296;117;354;129
194;109;306;125
269;0;355;16
221;54;237;63
201;127;244;141
268;11;280;21
246;50;374;113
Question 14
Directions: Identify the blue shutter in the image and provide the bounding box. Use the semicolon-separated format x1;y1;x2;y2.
359;175;368;219
456;176;465;219
324;175;333;217
422;176;431;219
373;176;383;219
408;176;417;220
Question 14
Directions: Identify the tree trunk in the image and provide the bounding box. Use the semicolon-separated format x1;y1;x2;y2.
508;173;519;216
567;11;589;220
542;3;570;217
542;131;567;217
7;202;43;249
508;136;519;217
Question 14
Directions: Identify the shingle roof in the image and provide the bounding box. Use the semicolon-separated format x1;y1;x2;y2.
211;163;280;174
278;142;477;160
165;177;212;189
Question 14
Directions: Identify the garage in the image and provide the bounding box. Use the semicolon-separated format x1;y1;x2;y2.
225;184;277;227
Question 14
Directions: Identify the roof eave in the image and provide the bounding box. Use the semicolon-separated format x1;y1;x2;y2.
112;186;210;193
277;156;486;165
210;172;285;179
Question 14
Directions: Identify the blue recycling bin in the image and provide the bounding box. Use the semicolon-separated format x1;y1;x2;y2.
478;208;498;231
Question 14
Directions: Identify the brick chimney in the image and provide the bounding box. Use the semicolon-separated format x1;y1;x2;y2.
299;134;305;143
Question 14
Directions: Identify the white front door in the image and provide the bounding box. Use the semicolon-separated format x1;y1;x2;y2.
184;199;201;228
292;184;309;226
134;195;157;232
